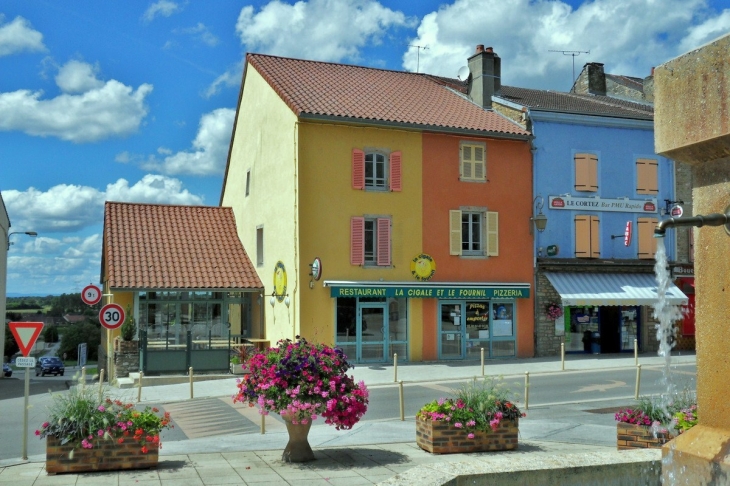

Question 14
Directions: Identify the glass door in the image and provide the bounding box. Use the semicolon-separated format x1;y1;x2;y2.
359;304;387;362
439;302;464;359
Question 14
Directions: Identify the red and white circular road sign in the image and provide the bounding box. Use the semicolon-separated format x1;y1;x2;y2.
99;303;125;330
81;284;102;306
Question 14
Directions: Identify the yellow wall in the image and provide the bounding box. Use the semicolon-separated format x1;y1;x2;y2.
296;123;424;357
222;64;299;345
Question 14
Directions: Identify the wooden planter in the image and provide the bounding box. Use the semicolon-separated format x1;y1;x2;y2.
416;417;518;454
45;435;159;474
616;422;674;450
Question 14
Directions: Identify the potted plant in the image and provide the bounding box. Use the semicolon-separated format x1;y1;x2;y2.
36;381;173;474
229;345;248;375
615;391;696;450
416;378;525;454
545;302;563;320
233;336;369;462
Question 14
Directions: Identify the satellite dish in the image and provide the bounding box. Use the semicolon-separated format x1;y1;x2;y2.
457;66;470;81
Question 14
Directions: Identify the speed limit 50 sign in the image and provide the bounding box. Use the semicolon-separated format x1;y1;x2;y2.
99;303;125;330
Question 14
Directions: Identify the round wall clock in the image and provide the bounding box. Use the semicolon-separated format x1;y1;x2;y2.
410;253;436;281
274;261;287;302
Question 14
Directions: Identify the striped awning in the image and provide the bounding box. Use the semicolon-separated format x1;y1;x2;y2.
544;272;688;306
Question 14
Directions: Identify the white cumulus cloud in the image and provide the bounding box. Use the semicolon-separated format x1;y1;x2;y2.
2;175;203;233
404;0;720;90
142;108;235;176
0;60;153;142
236;0;413;62
0;15;46;57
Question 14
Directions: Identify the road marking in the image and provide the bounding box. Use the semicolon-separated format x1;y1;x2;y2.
571;380;626;393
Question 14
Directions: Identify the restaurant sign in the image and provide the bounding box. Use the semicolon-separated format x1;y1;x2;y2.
329;285;530;299
549;195;657;213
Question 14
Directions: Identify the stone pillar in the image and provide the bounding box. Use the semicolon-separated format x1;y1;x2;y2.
654;33;730;483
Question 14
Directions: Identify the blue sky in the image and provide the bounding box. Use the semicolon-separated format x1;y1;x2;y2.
1;0;729;296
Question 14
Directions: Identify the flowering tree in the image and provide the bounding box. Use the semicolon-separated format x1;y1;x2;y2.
233;337;369;429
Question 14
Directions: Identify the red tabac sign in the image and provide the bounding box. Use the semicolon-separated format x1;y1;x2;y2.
9;322;44;357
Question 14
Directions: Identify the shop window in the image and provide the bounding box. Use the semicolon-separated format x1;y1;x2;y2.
352;148;402;191
574;153;598;192
460;142;486;182
449;210;498;256
637;217;658;259
636;158;658;195
575;215;599;258
351;216;391;266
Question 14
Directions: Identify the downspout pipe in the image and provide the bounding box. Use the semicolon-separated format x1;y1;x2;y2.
654;212;730;238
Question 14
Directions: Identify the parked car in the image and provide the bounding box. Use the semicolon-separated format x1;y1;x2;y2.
35;357;65;377
2;363;11;377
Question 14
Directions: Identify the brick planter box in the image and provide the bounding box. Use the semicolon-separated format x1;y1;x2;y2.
45;435;159;474
616;422;674;450
416;417;518;454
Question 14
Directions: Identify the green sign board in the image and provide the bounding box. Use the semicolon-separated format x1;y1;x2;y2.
329;285;530;299
546;245;559;257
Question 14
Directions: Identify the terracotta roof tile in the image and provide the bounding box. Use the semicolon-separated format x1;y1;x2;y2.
103;202;262;290
247;53;529;137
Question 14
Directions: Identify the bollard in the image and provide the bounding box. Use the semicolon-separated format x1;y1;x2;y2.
137;371;144;403
481;348;485;377
98;369;105;401
81;366;86;392
261;414;265;434
524;371;530;410
393;353;398;383
635;364;642;399
561;342;565;371
634;339;638;366
399;381;404;421
189;367;194;399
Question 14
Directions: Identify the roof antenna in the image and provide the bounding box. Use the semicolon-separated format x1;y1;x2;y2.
549;49;590;84
409;44;429;73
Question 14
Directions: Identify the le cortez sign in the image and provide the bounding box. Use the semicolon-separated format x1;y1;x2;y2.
548;195;657;213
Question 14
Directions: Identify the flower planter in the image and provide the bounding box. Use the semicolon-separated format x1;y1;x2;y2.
416;417;518;454
45;435;159;474
230;363;247;375
281;415;315;462
616;423;674;450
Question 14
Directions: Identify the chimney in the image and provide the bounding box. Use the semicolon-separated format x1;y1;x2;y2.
467;45;501;109
586;63;606;96
643;67;654;102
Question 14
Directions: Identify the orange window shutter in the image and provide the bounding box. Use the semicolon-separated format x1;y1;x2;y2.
390;151;402;191
636;159;658;195
637;218;657;259
575;154;598;192
590;216;600;258
377;218;391;266
350;217;364;265
575;215;589;257
352;149;365;189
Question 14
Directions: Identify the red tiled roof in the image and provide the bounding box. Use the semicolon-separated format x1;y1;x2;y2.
103;202;262;290
247;53;529;137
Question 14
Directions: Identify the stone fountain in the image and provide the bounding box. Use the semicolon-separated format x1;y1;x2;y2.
654;33;730;484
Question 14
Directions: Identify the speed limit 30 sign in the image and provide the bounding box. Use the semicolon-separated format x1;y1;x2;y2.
99;303;125;330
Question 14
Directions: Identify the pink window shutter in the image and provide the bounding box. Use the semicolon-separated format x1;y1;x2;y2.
350;217;365;265
352;149;365;189
377;218;391;266
390;151;402;191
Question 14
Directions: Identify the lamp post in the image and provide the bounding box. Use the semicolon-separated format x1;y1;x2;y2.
1;230;38;375
530;196;548;234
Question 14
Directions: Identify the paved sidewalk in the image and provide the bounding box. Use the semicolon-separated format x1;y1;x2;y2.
0;351;692;485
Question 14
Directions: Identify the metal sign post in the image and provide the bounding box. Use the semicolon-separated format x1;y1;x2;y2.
15;356;38;461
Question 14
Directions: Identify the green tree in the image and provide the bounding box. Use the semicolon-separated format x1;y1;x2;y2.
43;326;59;343
59;321;101;361
4;322;20;361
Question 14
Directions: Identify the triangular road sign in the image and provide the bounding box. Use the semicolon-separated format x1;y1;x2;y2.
9;322;44;357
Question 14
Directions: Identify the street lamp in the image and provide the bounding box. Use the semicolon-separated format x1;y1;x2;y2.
7;231;37;250
530;196;548;234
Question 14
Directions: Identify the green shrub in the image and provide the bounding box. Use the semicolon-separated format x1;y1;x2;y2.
120;307;136;341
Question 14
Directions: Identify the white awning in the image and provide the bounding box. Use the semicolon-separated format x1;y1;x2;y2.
544;272;688;306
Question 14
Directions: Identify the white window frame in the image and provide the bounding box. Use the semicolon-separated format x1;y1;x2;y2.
365;151;388;190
